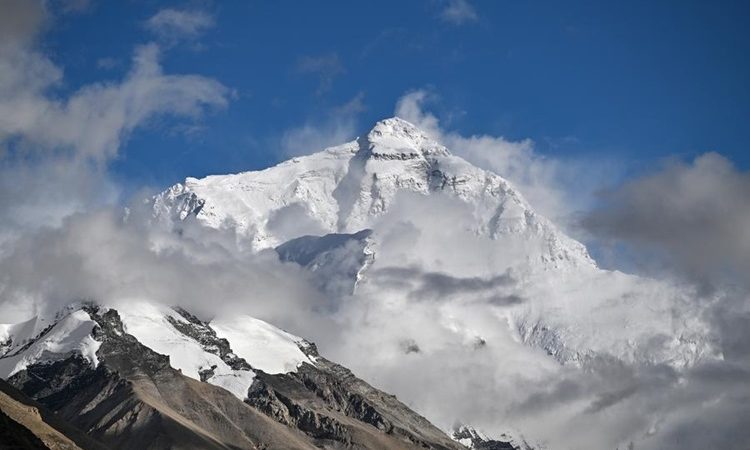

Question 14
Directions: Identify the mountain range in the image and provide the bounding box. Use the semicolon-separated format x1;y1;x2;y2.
0;118;716;449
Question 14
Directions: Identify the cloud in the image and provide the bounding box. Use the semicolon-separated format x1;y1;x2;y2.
579;153;750;446
60;0;93;14
96;56;120;70
145;7;215;43
0;0;47;48
0;201;332;332
0;42;228;163
0;1;229;237
571;152;750;449
280;93;365;157
0;159;118;243
439;0;478;25
582;152;750;290
297;53;345;95
370;266;517;303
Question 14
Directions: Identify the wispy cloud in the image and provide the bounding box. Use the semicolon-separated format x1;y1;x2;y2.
297;53;345;96
145;7;215;43
439;0;478;25
95;56;120;70
280;92;365;157
0;43;228;162
60;0;92;14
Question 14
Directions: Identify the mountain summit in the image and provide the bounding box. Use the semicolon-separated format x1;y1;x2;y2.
154;117;593;268
361;117;451;159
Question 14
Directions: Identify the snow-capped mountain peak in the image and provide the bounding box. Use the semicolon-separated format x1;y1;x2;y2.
362;117;450;160
153;117;593;269
146;118;718;378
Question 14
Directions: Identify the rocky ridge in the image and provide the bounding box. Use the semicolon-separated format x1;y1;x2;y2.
0;303;467;450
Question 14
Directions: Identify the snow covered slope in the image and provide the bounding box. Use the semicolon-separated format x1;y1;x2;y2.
0;302;317;402
211;314;317;374
0;307;101;379
154;118;592;269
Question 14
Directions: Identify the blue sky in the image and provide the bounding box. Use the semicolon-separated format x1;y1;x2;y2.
22;0;750;191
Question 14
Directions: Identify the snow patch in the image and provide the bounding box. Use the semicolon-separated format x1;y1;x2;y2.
0;310;101;378
211;315;315;374
117;301;255;400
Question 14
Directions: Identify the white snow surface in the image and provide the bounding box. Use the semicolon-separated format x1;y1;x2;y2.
0;309;101;378
117;301;256;401
211;314;315;374
0;300;318;402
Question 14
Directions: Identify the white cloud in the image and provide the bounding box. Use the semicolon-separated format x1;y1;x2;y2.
0;42;228;162
280;93;365;157
0;0;230;233
145;8;215;42
439;0;478;25
297;53;345;95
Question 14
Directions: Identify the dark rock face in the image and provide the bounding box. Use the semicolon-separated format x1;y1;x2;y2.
3;305;468;450
0;377;105;450
248;350;464;450
6;307;314;450
0;409;51;450
167;307;253;371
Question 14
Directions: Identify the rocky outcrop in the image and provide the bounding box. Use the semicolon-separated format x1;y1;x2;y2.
167;307;253;371
247;347;464;450
0;378;103;450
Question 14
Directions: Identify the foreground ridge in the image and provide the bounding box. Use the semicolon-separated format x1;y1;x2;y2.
0;302;467;449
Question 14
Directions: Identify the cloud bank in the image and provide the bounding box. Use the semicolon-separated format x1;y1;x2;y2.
583;152;750;290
